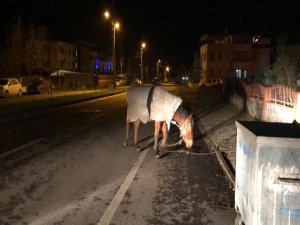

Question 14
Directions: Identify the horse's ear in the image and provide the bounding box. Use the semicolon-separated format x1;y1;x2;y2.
188;114;193;119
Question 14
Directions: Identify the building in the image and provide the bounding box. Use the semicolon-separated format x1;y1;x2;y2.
199;34;271;83
193;52;201;82
49;40;79;73
48;40;112;89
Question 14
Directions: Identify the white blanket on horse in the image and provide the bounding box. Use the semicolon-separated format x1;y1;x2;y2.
127;85;182;130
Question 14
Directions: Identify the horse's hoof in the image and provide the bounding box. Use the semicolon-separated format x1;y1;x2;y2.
123;142;128;148
155;154;160;159
135;145;141;151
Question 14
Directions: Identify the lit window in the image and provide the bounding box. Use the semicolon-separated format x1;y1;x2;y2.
243;70;247;78
236;69;241;78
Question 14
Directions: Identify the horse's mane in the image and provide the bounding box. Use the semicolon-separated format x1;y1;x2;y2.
176;105;194;127
176;105;188;119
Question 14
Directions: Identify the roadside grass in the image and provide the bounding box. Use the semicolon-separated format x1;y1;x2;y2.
0;87;128;118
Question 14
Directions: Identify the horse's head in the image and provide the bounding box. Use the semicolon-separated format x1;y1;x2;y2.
180;114;194;149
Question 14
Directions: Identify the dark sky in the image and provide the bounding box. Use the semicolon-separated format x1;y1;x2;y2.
1;0;299;71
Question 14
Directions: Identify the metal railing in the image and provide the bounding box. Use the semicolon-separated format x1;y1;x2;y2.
269;85;294;108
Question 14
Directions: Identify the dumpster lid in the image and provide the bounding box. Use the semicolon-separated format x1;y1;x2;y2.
237;120;300;138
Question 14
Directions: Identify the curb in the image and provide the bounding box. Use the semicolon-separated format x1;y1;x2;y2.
204;135;235;186
0;91;127;124
197;105;237;187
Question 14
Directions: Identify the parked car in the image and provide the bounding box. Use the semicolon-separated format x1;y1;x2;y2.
0;78;24;97
116;78;127;87
200;78;224;87
28;78;50;94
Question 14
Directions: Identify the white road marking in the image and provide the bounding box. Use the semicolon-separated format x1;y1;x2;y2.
29;179;122;225
82;109;103;113
0;92;127;124
89;112;106;121
73;92;126;107
97;148;149;225
29;149;148;225
0;138;46;159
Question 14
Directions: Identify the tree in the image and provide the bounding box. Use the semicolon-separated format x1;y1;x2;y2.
3;18;24;78
2;20;49;80
264;35;300;89
24;24;49;77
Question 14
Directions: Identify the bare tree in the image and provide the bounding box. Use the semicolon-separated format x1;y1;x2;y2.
2;20;49;81
3;18;24;78
24;24;49;77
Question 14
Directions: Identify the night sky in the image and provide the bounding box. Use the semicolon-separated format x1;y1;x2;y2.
1;0;299;72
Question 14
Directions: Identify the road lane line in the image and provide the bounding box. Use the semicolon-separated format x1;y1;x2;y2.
83;109;103;113
89;112;106;121
0;138;46;159
0;92;126;124
29;179;123;225
97;148;149;225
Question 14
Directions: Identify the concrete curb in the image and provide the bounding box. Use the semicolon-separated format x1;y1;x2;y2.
204;136;235;186
0;91;127;124
197;105;237;187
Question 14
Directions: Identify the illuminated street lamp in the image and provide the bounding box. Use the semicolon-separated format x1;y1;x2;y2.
140;42;146;83
104;10;121;89
156;59;161;83
164;66;170;82
104;11;110;19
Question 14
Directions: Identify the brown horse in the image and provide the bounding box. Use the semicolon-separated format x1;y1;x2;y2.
124;85;193;157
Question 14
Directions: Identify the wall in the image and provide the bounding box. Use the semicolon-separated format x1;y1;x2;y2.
230;93;245;111
241;82;300;122
263;102;294;123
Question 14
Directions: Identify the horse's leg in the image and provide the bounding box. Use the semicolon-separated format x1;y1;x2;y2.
160;122;168;149
134;119;141;151
154;121;161;156
124;118;130;148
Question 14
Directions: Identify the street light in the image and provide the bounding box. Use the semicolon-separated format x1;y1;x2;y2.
104;11;110;19
104;10;120;89
164;66;170;82
140;42;146;84
156;59;161;83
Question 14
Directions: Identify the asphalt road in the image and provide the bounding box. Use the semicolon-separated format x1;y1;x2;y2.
0;87;237;225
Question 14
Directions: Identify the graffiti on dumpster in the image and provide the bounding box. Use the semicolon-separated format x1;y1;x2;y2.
281;190;300;218
238;140;252;159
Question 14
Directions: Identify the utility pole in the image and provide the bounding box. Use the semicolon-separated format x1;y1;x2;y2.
112;27;116;89
156;59;161;83
104;10;120;89
140;42;146;84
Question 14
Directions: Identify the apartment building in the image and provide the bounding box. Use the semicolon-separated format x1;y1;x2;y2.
200;34;271;83
49;40;113;89
49;40;79;72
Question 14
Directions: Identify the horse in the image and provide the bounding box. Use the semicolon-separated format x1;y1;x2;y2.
124;84;194;158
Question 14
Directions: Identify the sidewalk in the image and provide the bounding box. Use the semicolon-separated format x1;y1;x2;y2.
197;104;252;185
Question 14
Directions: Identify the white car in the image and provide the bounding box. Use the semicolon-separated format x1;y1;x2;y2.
0;78;23;97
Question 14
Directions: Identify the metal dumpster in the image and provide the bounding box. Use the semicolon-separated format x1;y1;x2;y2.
235;120;300;225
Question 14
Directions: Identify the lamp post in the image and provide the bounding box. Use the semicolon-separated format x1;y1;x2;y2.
164;66;170;83
140;42;146;84
156;59;161;83
104;10;120;89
